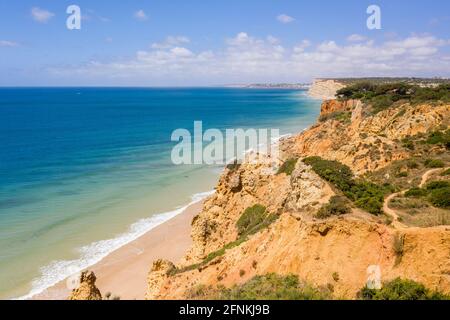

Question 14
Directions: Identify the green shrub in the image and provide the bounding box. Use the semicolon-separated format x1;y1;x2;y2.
303;157;354;191
426;180;450;190
396;171;408;177
401;138;414;150
406;160;419;169
359;278;450;300
303;157;389;215
426;130;450;149
349;181;388;215
217;273;331;300
428;187;450;209
236;204;267;236
424;159;445;168
319;111;351;124
405;187;427;198
277;158;298;176
316;196;351;219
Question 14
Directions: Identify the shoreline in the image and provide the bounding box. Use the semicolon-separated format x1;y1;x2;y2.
31;198;206;300
12;89;323;301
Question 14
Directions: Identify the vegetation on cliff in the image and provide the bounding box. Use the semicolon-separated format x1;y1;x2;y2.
169;205;278;276
316;196;351;219
336;82;450;114
277;158;298;175
187;273;331;300
360;278;450;300
303;156;393;215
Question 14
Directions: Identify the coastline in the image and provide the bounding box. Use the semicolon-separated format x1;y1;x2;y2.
32;198;206;300
9;88;323;300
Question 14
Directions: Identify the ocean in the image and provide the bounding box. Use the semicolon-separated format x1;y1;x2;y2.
0;87;321;299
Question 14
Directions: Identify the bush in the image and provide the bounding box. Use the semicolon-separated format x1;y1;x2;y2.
217;274;331;300
349;181;388;215
319;111;351;123
316;196;351;219
396;171;408;177
406;160;419;169
428;187;450;209
405;187;427;198
359;278;450;300
277;158;298;176
303;157;354;191
303;157;389;215
426;180;450;190
236;204;267;236
426;130;450;149
424;159;445;168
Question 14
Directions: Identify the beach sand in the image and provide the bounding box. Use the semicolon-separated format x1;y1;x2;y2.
33;200;203;300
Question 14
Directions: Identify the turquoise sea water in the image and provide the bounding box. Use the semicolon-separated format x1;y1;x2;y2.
0;88;320;299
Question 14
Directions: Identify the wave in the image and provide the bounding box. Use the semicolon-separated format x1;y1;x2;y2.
16;189;215;300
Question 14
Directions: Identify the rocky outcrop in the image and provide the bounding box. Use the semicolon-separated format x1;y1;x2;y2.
69;271;102;300
308;79;345;100
145;259;175;300
320;99;361;117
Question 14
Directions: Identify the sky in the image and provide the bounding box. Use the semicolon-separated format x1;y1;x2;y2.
0;0;449;86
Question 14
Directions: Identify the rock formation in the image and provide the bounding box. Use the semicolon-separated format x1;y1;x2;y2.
69;271;102;300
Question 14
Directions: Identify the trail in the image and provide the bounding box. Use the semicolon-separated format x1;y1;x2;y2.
383;168;447;229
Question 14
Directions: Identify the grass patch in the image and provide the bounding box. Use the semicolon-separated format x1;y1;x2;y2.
303;156;392;215
319;111;351;124
316;196;351;219
424;158;445;168
441;168;450;176
236;204;267;236
277;158;298;176
359;278;450;300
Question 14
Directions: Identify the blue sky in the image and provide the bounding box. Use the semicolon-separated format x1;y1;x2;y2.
0;0;449;86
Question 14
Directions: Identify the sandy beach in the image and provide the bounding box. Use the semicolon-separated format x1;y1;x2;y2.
33;200;204;300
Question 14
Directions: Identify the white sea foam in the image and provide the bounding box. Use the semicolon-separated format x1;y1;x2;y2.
16;190;215;300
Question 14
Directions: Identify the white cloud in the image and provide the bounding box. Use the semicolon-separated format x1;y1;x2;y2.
31;7;54;23
134;9;148;21
46;33;450;85
277;14;295;24
0;40;19;47
347;34;367;42
151;36;190;49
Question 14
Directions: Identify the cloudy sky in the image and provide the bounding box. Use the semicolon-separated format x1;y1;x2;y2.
0;0;449;86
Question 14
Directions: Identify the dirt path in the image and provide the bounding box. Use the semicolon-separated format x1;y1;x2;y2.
419;168;443;188
383;168;446;229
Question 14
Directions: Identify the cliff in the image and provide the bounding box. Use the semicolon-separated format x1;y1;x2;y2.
308;79;345;100
145;87;450;299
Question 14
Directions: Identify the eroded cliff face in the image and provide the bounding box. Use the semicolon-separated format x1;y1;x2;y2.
283;101;450;174
146;98;450;300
